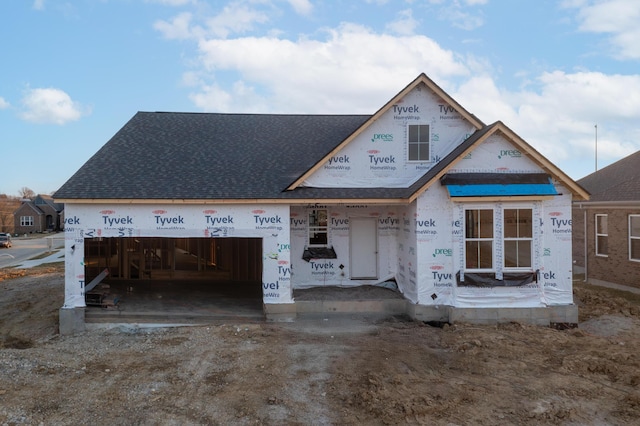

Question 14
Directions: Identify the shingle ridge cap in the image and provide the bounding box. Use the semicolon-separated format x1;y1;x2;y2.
138;111;371;118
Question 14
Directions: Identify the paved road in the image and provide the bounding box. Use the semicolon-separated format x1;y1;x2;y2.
0;234;65;269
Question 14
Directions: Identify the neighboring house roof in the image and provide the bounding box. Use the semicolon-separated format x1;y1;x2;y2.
34;194;64;212
577;150;640;203
54;74;587;204
14;201;45;217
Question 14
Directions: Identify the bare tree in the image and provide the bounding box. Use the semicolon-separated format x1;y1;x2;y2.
0;195;20;233
19;187;35;199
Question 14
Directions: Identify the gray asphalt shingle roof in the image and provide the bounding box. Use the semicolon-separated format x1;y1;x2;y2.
54;112;503;202
54;112;371;200
578;150;640;202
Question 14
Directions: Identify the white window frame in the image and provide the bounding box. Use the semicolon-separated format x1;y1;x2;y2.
629;214;640;262
503;208;533;271
463;205;536;274
308;208;328;247
464;208;494;272
20;216;33;227
407;124;430;162
595;214;608;257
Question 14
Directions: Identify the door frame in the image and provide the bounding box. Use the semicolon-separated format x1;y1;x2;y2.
349;216;378;279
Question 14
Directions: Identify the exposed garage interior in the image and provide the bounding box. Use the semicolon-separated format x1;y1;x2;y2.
82;237;265;322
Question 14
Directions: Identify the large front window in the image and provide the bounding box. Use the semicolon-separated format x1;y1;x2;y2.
408;124;430;161
595;214;608;257
464;207;534;272
503;209;532;269
21;216;33;226
465;209;493;270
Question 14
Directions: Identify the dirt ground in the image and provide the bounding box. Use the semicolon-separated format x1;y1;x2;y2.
1;264;640;425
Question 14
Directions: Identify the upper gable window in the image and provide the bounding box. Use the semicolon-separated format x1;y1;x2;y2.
408;124;430;162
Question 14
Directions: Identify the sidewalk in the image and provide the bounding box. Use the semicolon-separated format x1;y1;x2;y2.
573;268;640;295
15;250;65;269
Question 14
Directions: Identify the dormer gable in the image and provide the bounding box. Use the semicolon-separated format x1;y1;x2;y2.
406;121;589;202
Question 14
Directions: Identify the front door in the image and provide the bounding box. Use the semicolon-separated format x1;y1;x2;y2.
349;217;378;279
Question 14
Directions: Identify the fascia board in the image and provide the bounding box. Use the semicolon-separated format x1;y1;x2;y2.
54;198;411;205
572;200;640;209
407;128;495;203
492;122;590;201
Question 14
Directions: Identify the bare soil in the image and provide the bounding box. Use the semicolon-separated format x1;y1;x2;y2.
1;264;640;425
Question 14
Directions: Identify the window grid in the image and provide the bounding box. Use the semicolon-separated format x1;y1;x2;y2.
595;214;608;257
20;216;33;226
308;209;328;246
408;124;430;162
630;215;640;262
464;209;494;270
503;209;533;269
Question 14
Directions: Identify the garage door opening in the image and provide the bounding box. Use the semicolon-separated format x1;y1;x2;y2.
83;237;264;321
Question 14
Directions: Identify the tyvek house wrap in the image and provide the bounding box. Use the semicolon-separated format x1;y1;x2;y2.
416;134;574;308
290;205;400;289
293;83;574;309
302;85;477;188
61;204;292;309
292;125;573;308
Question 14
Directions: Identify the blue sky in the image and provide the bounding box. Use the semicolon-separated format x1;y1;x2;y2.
1;0;639;197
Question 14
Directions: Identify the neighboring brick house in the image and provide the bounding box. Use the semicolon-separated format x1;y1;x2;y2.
572;150;640;289
13;194;64;234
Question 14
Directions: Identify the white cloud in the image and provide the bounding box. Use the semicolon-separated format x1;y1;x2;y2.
191;23;471;113
204;3;270;38
155;3;270;39
146;0;197;6
0;97;9;109
19;88;89;125
568;0;640;59
32;0;45;11
287;0;313;16
386;9;419;36
457;70;640;177
152;1;639;179
431;0;486;30
190;80;269;112
154;12;199;40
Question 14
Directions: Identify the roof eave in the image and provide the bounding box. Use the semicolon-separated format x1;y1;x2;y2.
54;197;412;205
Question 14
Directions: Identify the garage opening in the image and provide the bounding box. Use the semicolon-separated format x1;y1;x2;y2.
83;237;264;321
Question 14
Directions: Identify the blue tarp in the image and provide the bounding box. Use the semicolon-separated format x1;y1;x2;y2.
445;183;558;197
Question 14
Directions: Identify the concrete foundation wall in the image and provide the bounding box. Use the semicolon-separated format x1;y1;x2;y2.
59;307;86;335
448;305;578;326
264;301;578;327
